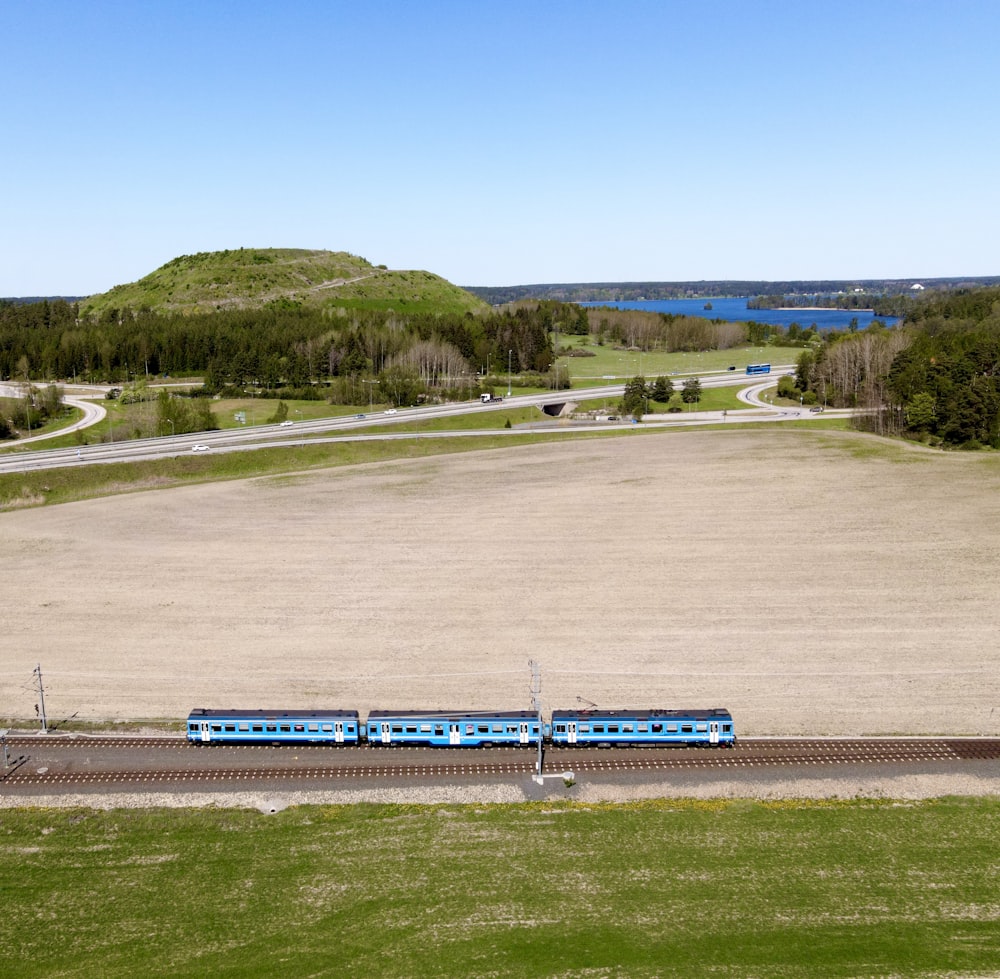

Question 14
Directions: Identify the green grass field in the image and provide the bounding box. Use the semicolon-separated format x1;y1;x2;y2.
2;798;998;978
556;340;790;384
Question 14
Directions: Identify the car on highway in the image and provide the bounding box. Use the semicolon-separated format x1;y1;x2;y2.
809;406;825;413
279;420;294;426
191;444;209;452
355;413;366;419
384;408;397;415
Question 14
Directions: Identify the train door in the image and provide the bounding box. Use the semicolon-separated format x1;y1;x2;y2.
449;723;461;745
200;722;211;743
567;722;577;745
380;722;391;744
709;721;719;745
334;722;344;744
519;722;530;745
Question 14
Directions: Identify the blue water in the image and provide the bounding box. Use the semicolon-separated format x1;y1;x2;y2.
583;297;898;331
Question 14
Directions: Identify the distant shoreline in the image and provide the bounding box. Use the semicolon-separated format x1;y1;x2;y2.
774;306;875;313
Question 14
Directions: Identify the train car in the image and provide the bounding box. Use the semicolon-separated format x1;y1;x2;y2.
549;708;735;747
365;709;544;747
186;708;361;745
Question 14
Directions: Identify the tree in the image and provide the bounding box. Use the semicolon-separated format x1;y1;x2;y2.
269;400;289;424
194;398;218;432
377;365;423;407
904;392;936;432
680;377;702;406
622;376;647;418
795;350;817;393
777;375;799;399
651;376;674;402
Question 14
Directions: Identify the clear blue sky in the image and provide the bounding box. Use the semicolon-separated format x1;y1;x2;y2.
3;0;998;295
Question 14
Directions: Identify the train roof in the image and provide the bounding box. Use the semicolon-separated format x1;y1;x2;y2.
550;707;732;720
187;708;359;721
367;709;539;720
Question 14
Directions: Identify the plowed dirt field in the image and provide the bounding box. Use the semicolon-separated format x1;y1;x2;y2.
4;429;999;736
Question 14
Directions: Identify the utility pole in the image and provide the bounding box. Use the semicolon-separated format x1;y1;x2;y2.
529;659;542;776
34;663;48;733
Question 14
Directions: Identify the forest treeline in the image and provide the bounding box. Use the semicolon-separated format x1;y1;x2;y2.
792;287;1000;447
747;293;912;316
467;276;1000;305
0;297;786;394
3;286;999;449
0;299;557;396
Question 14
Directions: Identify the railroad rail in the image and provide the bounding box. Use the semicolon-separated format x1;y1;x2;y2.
1;737;997;794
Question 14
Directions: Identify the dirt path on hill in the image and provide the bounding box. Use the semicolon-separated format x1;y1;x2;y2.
2;429;999;737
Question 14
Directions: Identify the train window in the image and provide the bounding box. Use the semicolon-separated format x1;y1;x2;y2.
225;725;236;732
555;724;566;733
211;724;222;733
477;725;489;734
294;725;305;732
188;724;198;733
723;724;732;733
266;725;277;733
681;724;693;733
405;726;417;734
434;726;443;736
279;725;291;733
638;723;648;732
308;724;319;732
392;725;403;734
607;725;619;734
238;723;250;731
593;725;605;733
321;724;333;732
622;724;633;733
651;723;662;733
492;723;503;733
466;725;474;735
696;723;707;732
666;724;678;733
418;724;430;733
252;725;263;733
579;724;590;733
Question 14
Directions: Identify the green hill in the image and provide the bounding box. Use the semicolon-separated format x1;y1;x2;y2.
81;248;488;317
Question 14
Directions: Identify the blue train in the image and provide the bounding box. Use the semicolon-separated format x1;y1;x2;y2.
366;710;543;747
550;708;735;747
186;706;735;747
187;708;361;745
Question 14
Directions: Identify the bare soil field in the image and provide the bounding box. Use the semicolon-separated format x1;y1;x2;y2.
3;429;999;738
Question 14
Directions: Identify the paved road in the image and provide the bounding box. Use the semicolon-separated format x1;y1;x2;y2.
1;367;840;476
0;382;107;447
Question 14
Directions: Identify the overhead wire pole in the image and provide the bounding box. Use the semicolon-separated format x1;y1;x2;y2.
34;663;48;733
529;660;542;776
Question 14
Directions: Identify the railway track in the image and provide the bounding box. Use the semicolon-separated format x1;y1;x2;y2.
2;737;997;793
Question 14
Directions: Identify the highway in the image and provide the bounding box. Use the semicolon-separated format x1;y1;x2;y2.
0;367;846;476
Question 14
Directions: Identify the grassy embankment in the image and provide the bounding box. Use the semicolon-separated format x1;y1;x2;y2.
3;798;999;978
0;427;620;510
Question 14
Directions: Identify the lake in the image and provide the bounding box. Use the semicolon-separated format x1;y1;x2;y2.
583;297;898;330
